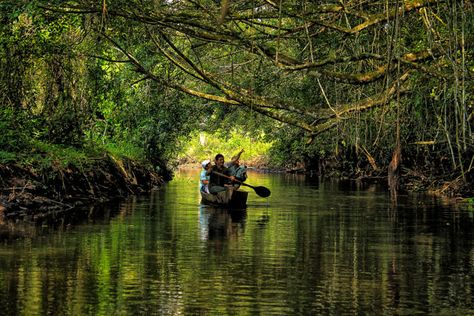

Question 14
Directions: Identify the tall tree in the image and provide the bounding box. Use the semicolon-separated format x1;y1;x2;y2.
38;1;474;179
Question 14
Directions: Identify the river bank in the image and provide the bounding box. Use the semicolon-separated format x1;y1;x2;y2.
180;158;474;200
286;158;474;199
0;156;166;223
1;154;472;231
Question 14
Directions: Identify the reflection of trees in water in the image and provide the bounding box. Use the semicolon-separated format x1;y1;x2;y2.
199;206;246;241
0;201;125;240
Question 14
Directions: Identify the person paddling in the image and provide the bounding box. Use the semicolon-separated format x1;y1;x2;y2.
208;153;236;194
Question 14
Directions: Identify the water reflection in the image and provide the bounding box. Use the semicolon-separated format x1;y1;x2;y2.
0;201;123;240
0;169;472;315
199;206;246;241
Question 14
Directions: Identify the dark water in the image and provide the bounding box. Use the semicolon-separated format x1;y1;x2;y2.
1;169;473;315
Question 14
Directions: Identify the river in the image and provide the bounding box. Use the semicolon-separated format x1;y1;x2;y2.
0;168;473;315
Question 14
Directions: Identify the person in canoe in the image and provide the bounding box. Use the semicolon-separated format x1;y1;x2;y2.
200;159;212;194
226;149;247;188
208;153;236;194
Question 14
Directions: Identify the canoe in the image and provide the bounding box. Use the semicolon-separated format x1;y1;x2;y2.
200;189;248;209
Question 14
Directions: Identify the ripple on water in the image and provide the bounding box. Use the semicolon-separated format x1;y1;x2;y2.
1;170;473;315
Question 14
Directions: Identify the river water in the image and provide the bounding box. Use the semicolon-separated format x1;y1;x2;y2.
0;169;473;315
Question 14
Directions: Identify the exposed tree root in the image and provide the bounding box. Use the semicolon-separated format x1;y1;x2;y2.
287;152;474;199
0;156;165;222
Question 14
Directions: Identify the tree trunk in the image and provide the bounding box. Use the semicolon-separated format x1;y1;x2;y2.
388;144;401;193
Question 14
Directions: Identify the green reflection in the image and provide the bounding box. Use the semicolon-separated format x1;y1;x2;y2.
0;170;473;315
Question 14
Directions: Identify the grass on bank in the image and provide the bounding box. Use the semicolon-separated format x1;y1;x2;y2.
0;139;146;173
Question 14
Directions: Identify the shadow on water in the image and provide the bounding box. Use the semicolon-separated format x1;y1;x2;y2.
0;200;124;241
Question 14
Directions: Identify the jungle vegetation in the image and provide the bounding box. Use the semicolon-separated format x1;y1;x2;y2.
1;0;473;194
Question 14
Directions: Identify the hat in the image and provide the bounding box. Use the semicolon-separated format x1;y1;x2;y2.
201;159;211;168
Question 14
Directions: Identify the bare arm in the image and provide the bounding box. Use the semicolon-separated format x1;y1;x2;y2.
230;149;244;164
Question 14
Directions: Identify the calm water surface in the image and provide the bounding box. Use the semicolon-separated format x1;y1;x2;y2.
0;169;473;315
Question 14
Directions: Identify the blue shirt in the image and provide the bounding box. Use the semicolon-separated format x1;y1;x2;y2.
227;164;247;181
200;169;210;193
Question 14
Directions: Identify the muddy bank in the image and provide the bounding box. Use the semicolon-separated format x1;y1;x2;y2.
286;154;474;198
179;158;473;198
0;156;167;222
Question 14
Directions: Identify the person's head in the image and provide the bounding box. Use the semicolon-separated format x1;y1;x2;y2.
214;153;225;167
201;159;211;170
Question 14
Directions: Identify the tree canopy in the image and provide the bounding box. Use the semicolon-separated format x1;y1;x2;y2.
1;1;473;185
40;0;472;132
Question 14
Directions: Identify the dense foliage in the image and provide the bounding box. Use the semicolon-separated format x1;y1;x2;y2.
0;1;199;172
1;1;473;191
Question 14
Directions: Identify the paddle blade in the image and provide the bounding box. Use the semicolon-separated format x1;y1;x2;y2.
254;186;271;198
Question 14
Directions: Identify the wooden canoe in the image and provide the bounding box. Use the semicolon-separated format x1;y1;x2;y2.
200;189;248;209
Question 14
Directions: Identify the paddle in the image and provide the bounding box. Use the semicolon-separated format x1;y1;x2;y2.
212;171;271;198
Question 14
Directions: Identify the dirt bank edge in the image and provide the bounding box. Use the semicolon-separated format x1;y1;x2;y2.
0;156;166;221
